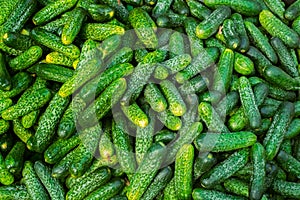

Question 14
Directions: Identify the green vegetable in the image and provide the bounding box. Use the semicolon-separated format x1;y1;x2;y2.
0;53;11;91
5;141;25;174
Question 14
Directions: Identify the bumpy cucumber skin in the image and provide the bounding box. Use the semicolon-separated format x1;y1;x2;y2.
22;110;40;129
157;109;182;131
0;53;11;91
231;13;250;52
263;0;286;21
87;4;114;22
186;0;211;20
0;152;14;185
12;119;33;143
272;179;300;199
0;0;19;25
144;83;167;113
81;23;125;41
285;0;300;20
45;52;74;67
5;141;25;174
223;178;249;197
34;63;74;83
192;188;246;200
234;52;254;75
276;150;300;179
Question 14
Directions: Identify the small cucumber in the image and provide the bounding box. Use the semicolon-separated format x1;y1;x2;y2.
234;52;254;75
222;19;240;50
285;0;300;20
0;120;9;135
179;75;208;96
87;4;114;22
101;0;129;24
0;98;12;114
0;152;14;185
162;54;192;75
12;119;33;143
144;83;167;113
105;47;133;68
0;53;11;91
169;32;185;58
192;188;245;200
231;13;250;52
45;52;74;68
34;63;74;83
186;0;211;20
193;153;217;181
5;141;25;174
276;150;300;179
0;185;31;200
285;118;300;139
98;121;114;160
152;0;172;17
22;110;40;129
272;179;300;199
81;23;125;41
224;178;249;197
154;130;176;144
157;109;182;131
121;103;149;128
263;0;286;21
0;0;19;25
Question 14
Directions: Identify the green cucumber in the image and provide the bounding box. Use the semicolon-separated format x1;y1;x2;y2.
0;185;31;200
87;4;114;22
200;148;249;188
44;135;80;164
276;150;300;179
280;139;292;154
263;0;286;21
270;37;299;77
224;178;249;197
22;110;40;129
169;32;184;58
263;101;294;160
285;0;300;20
5;141;25;174
162;54;192;74
0;152;14;185
45;52;74;68
292;15;300;35
272;179;300;199
81;23;125;41
193;152;217;181
231;13;250;52
34;63;74;83
163;178;178;200
100;0;129;24
259;10;300;48
26;93;70;153
157;109;182;131
144;83;167;113
79;78;127;127
195;6;231;39
31;28;80;59
215;91;239;118
205;38;226;52
194;131;257;152
234;52;255;75
285;118;300;139
32;0;78;25
121;103;149;128
0;120;9;135
106;47;133;68
172;0;189;15
98;34;122;60
179;75;208;96
192;188;245;200
66;168;111;200
40;13;71;34
22;161;50;200
154;130;176;144
34;161;65;200
9;46;43;71
126;142;166;200
0;98;12;114
245;21;278;64
152;0;172;17
0;53;11;91
245;46;272;76
12;119;33;143
238;76;261;129
186;0;211;20
85;178;125;200
222;19;240;50
2;88;52;120
153;64;169;80
0;0;19;25
98;121;114;160
175;144;194;199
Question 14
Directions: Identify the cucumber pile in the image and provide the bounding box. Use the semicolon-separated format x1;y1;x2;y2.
0;0;300;199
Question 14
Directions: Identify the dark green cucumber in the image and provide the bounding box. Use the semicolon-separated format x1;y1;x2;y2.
186;0;211;20
245;46;272;76
0;53;11;91
272;179;300;199
231;13;250;52
285;118;300;139
169;32;184;58
22;161;49;200
205;38;226;52
26;93;70;153
0;98;12;114
0;0;19;25
179;74;208;96
292;15;300;35
22;110;40;129
0;152;14;185
200;148;249;188
2;88;52;120
44;135;80;164
9;46;43;71
192;188;245;200
45;52;74;68
195;6;231;39
31;28;80;59
212;48;234;93
0;119;9;135
250;143;266;200
105;47;133;68
79;78;127;127
263;101;294;160
154;130;176;144
98;34;122;60
126;142;166;200
32;0;78;25
285;0;300;20
199;91;222;106
245;21;278;64
98;120;114;160
193;153;217;181
34;63;74;83
223;178;249;197
0;185;31;200
276;150;300;179
234;52;255;75
270;37;299;77
280;139;292;154
194;131;257;152
100;0;129;24
34;161;65;200
238;76;261;129
5;141;25;174
39;12;71;34
172;0;189;15
66;168;111;200
162;54;192;75
12;119;33;143
152;0;172;17
157;109;182;131
144;83;167;113
215;91;239;118
87;4;114;22
263;0;286;21
175;144;194;199
85;178;125;200
61;7;86;45
222;19;240;50
259;10;300;48
121;103;149;128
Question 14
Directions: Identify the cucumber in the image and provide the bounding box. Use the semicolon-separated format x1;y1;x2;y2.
105;47;133;68
157;109;182;131
5;141;25;174
44;135;80;164
164;54;192;75
144;83;167;113
121;103;149;128
285;0;300;20
271;37;299;77
263;101;294;160
234;52;255;76
87;4;114;22
22;110;40;128
163;178;178;200
61;7;86;45
175;144;194;199
212;48;234;93
172;0;189;15
98;34;122;60
0;185;31;200
100;0;129;24
112;119;137;177
198;102;229;133
9;46;43;71
224;178;249;197
0;98;12;114
222;19;240;50
31;28;80;59
0;119;9;135
193;152;217;181
32;0;78;25
154;130;176;144
27;93;70;153
34;161;65;200
79;78;127;127
34;63;74;83
0;53;11;91
126;142;166;200
169;32;185;58
200;148;249;188
12;119;33;143
152;0;172;17
98;121;114;160
276;150;300;179
153;64;169;80
0;152;14;185
85;178;125;200
0;0;19;25
45;52;74;68
215;91;239;119
39;13;71;34
231;13;250;52
285;118;300;139
263;0;286;21
179;75;208;96
66;168;111;200
245;46;272;76
238;76;262;129
203;0;262;16
192;188;245;200
195;6;231;39
0;72;33;99
280;139;292;154
250;143;266;200
194;131;257;152
22;161;49;200
156;11;187;28
292;15;300;35
2;88;52;120
272;179;300;199
81;23;125;41
259;10;300;48
186;0;211;20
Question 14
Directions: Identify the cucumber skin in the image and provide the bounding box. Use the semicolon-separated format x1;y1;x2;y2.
231;13;249;52
81;23;125;41
192;188;246;200
45;52;74;67
0;53;11;91
263;102;294;161
272;179;300;199
34;63;74;83
22;110;40;129
285;118;300;139
5;141;25;174
12;119;33;143
0;0;19;25
144;83;167;113
175;144;194;200
0;152;14;185
276;150;300;179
